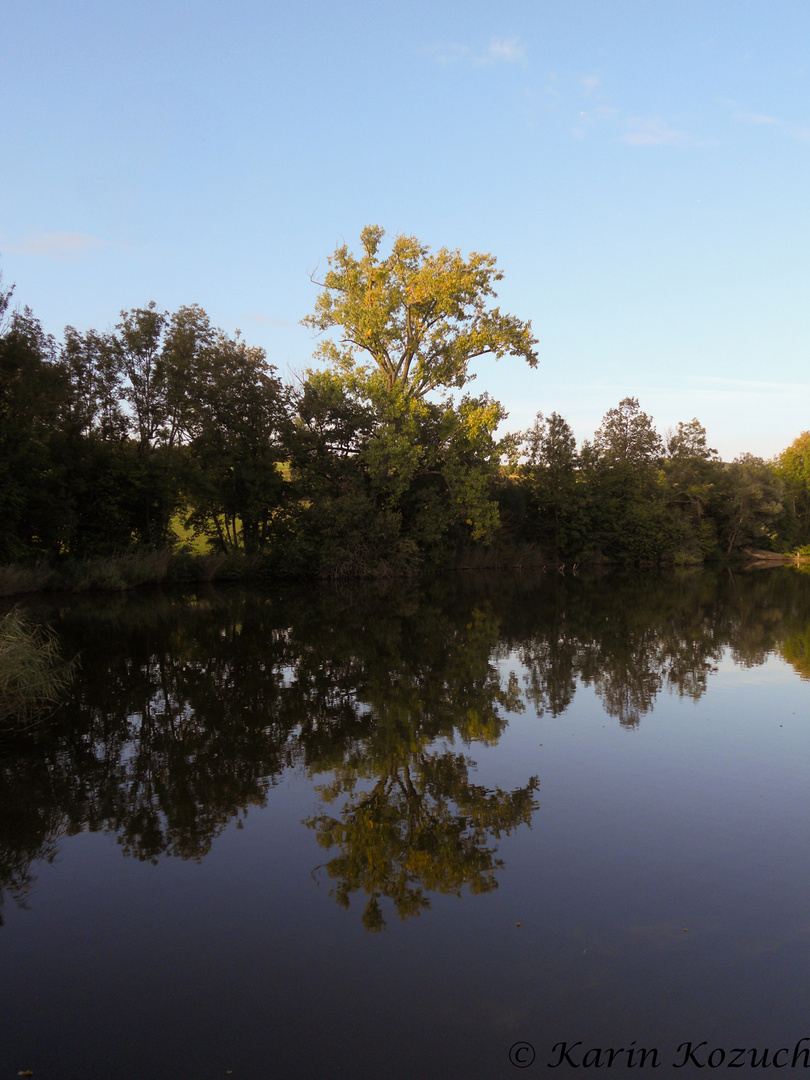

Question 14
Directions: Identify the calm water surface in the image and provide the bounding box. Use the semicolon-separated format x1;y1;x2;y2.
1;569;809;1079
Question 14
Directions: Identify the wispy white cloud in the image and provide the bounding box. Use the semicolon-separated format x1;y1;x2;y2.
515;65;704;149
483;37;526;66
563;75;699;147
2;232;108;259
736;111;782;127
733;110;810;141
429;37;527;68
621;117;694;146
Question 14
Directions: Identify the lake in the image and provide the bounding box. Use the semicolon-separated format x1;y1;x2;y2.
1;567;809;1078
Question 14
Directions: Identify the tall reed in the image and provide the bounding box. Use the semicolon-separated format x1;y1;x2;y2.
0;610;72;729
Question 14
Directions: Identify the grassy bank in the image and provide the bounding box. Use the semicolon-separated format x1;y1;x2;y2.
0;546;581;596
0;550;250;598
2;542;809;601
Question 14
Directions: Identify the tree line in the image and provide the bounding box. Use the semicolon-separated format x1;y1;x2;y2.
507;401;809;564
2;226;808;576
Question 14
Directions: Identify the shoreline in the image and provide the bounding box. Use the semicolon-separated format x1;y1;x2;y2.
1;546;809;600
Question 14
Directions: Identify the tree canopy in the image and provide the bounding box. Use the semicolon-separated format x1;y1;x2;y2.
593;396;662;468
302;225;538;399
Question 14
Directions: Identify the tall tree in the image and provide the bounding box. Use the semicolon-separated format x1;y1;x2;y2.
303;225;538;398
719;454;783;554
161;304;216;449
299;227;539;558
662;418;722;558
593;396;663;468
0;302;69;559
184;332;289;554
111;302;217;546
60;326;126;440
587;399;672;562
519;411;583;558
114;303;169;453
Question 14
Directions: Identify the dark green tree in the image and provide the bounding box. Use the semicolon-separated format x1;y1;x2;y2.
60;326;127;441
0;297;71;559
662;419;722;560
718;454;783;554
519;411;584;558
585;398;673;563
184;332;289;553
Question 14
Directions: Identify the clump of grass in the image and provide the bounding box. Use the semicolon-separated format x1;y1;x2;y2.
64;549;172;592
0;610;73;729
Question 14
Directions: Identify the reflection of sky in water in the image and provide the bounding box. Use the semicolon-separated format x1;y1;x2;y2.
715;649;807;683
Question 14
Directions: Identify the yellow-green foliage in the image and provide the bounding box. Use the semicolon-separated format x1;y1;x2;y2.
170;511;211;554
781;626;810;679
303;224;537;398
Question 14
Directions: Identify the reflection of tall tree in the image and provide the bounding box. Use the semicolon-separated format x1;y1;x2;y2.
284;600;524;767
307;751;538;931
285;591;538;930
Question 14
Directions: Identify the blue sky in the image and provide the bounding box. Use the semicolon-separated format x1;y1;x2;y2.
2;0;808;459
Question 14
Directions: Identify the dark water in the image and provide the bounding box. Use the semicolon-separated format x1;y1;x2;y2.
1;568;809;1079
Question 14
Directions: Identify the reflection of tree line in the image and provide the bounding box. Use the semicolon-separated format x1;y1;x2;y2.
487;568;810;725
1;569;809;927
514;575;728;726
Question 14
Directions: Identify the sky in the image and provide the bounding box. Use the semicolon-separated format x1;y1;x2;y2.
2;0;809;460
